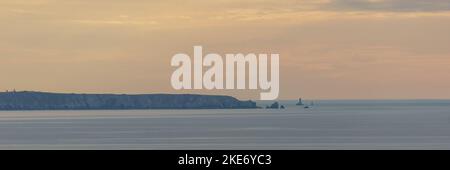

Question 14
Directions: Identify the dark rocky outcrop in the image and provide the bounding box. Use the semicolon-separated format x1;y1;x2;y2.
266;102;280;109
0;91;257;110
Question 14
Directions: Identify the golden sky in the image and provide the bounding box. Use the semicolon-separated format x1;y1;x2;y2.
1;0;450;100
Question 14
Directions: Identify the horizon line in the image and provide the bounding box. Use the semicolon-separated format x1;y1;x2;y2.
2;90;450;101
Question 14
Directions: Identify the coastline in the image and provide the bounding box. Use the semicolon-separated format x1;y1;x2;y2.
0;91;258;110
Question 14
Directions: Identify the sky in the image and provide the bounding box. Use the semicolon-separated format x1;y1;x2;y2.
1;0;450;100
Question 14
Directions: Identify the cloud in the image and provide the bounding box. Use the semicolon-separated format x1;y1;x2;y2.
322;0;450;12
72;19;158;26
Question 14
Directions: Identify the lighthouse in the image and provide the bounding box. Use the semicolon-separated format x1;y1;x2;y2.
296;98;304;106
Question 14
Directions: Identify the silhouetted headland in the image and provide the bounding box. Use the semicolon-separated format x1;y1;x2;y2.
0;91;257;110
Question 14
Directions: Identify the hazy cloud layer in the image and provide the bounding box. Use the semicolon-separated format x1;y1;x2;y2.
323;0;450;12
1;0;450;99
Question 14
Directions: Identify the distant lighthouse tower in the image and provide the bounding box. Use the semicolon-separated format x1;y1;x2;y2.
296;98;304;106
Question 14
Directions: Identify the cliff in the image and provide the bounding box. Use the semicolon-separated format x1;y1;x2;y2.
0;91;257;110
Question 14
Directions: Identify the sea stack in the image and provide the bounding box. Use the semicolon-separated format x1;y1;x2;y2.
266;102;280;109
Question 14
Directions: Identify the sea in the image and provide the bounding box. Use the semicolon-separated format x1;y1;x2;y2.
0;100;449;149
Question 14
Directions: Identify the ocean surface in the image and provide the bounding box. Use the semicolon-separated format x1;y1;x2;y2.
0;100;450;149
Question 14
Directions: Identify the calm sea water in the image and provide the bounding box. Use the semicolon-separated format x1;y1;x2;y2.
0;100;449;149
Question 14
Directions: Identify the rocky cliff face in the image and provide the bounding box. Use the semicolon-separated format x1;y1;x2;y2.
0;91;257;110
